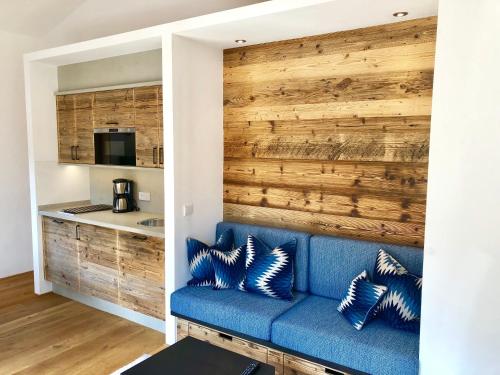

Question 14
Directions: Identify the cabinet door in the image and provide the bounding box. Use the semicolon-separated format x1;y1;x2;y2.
118;231;165;319
158;86;164;169
78;223;119;303
93;88;134;128
74;93;95;164
134;86;160;168
56;95;76;163
42;217;79;289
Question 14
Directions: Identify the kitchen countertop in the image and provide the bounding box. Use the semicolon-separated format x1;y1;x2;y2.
38;201;165;238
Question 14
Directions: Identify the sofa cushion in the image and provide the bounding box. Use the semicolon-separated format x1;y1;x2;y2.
374;250;422;333
244;235;297;300
309;236;423;300
211;245;247;290
271;296;419;375
170;286;308;340
337;270;387;330
216;222;310;292
187;229;234;286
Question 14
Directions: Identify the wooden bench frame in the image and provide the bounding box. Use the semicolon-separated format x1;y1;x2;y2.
175;317;364;375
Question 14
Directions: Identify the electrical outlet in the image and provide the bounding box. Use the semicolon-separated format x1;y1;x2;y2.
138;192;151;201
183;203;194;216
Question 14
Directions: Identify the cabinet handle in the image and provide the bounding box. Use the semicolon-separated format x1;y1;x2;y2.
75;224;80;240
106;121;119;125
71;146;75;160
153;146;158;164
132;234;148;241
159;146;163;165
324;368;343;375
218;332;233;341
75;145;80;160
52;219;64;224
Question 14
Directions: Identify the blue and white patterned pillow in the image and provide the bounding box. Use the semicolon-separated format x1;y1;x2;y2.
373;249;422;332
186;229;234;287
210;245;247;290
243;234;297;301
337;270;387;330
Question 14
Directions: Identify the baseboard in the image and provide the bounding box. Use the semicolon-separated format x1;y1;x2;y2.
53;284;165;333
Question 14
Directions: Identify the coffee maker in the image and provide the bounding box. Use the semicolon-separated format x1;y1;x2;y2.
112;179;135;213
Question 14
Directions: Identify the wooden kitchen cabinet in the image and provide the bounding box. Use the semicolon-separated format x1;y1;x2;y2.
56;93;95;164
93;88;134;128
134;86;161;168
42;217;79;289
56;95;77;163
56;84;163;168
118;231;165;319
158;86;164;169
74;93;95;164
42;216;165;319
78;223;119;303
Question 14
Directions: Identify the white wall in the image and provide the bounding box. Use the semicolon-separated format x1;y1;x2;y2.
420;1;500;374
163;34;223;344
0;30;39;278
57;49;161;91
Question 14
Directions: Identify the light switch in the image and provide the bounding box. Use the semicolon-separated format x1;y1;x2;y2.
183;203;194;216
138;192;151;201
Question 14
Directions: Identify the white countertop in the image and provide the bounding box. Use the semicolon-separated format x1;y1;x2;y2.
39;201;164;238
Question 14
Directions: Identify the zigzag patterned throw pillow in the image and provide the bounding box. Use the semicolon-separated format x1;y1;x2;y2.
186;229;234;287
211;245;247;290
337;270;388;330
243;234;297;301
373;249;422;332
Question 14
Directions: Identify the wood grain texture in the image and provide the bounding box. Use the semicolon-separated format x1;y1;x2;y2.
41;218;165;319
0;272;164;375
178;318;354;375
93;88;134;128
223;17;436;246
135;85;161;168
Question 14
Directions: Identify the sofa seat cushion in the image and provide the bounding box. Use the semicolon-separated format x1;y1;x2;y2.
171;286;308;340
271;296;419;375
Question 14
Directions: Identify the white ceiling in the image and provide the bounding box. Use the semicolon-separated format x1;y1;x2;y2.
0;0;85;36
0;0;265;42
178;0;439;48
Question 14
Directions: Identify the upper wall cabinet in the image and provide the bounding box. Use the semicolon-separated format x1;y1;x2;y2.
135;86;162;168
55;84;163;168
94;88;134;128
56;93;94;164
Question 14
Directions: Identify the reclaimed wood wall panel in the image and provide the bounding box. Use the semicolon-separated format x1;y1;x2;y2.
223;17;437;247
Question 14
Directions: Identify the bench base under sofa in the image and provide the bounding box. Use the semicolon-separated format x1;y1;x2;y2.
175;317;364;375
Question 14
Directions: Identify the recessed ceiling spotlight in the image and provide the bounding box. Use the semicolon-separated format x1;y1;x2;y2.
393;11;409;17
235;39;247;44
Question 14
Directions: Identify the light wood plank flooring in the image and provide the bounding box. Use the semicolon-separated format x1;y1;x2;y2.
0;272;165;374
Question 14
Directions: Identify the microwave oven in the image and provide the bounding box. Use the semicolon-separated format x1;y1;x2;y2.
94;128;136;166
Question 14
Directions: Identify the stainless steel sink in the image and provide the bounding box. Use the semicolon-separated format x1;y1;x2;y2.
137;218;164;227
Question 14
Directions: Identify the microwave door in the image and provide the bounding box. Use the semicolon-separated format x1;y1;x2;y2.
94;128;136;166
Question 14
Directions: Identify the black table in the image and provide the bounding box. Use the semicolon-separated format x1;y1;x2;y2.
123;336;274;375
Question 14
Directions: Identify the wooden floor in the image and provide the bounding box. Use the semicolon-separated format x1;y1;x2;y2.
0;272;165;374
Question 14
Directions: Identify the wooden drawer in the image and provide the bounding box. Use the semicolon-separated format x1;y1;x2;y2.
188;321;268;363
177;319;189;341
284;354;351;375
268;348;284;375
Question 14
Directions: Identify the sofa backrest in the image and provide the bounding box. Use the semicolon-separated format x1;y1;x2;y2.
309;235;424;300
216;222;311;293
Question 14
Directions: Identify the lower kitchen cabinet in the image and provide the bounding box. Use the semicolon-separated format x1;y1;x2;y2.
41;216;165;320
43;217;80;290
118;232;165;319
79;223;119;303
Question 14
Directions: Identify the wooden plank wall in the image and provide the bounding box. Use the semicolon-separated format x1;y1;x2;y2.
222;17;437;247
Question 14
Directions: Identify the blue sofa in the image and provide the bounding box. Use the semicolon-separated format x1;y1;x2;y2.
171;222;423;375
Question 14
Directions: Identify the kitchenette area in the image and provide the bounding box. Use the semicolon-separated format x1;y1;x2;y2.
29;49;166;332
